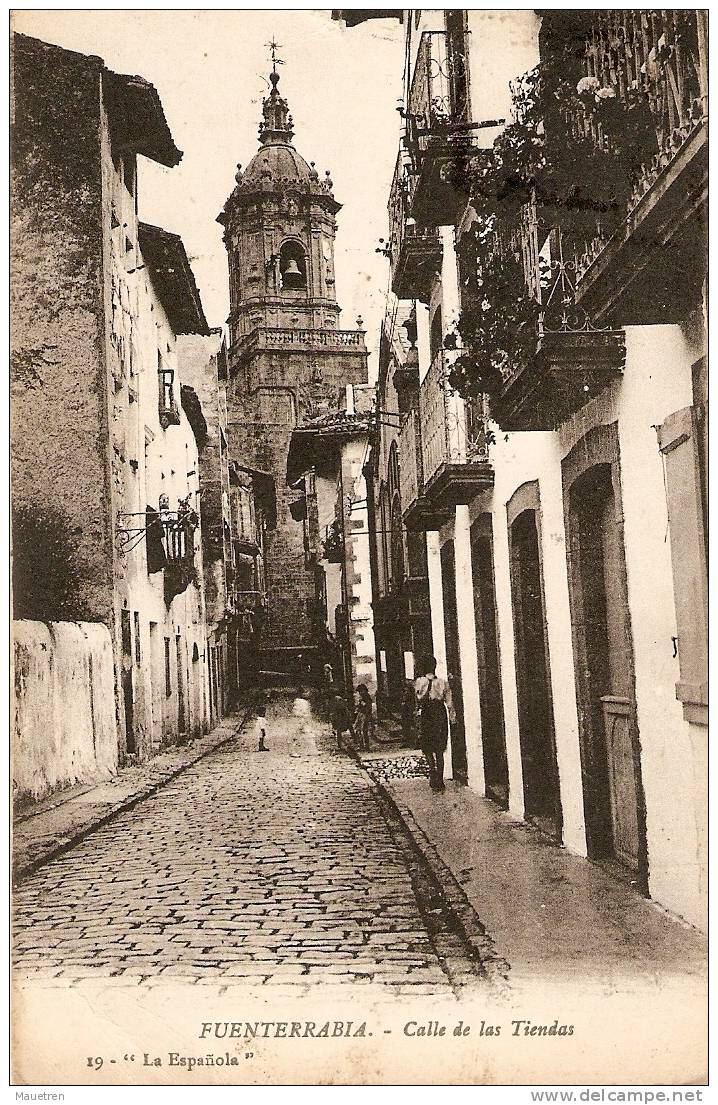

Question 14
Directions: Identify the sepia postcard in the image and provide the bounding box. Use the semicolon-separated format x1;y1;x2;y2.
10;7;708;1088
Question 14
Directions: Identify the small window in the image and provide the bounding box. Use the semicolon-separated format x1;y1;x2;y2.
133;612;141;664
160;368;174;408
164;637;172;697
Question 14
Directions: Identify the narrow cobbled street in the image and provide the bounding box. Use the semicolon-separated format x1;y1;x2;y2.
12;693;488;996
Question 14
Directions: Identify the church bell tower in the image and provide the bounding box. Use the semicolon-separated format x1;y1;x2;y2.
218;59;368;667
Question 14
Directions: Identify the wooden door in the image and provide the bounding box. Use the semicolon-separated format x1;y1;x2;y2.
509;510;561;837
471;517;508;807
176;635;186;735
570;466;641;873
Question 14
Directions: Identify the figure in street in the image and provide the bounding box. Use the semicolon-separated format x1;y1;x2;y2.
329;693;354;752
354;684;374;751
415;655;455;792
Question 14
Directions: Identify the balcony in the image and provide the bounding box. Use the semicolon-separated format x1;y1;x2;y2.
232;588;267;614
418;350;494;508
321;519;344;565
404;30;476;227
233;530;260;559
397;407;443;531
388;155;442;304
569;11;708;324
464;202;626;432
160;510;198;605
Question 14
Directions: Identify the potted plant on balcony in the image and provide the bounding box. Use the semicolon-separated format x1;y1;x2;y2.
445;48;641;411
467;51;657;221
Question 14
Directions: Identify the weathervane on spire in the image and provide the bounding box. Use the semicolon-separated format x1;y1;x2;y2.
266;38;284;75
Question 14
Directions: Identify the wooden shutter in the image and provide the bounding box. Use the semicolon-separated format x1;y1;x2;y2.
657;405;708;726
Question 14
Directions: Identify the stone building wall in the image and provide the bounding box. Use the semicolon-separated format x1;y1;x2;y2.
11;35;115;627
227;347;367;655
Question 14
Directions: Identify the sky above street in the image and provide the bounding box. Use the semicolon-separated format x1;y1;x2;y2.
13;10;405;380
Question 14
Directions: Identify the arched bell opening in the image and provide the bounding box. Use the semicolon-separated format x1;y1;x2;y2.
279;240;307;291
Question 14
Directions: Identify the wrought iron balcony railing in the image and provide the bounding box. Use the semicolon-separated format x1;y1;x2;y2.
405;30;471;172
467;199;627;429
403;29;478;226
571;10;707;316
581;10;705;169
419;350;490;491
387;153;442;302
397;407;421;514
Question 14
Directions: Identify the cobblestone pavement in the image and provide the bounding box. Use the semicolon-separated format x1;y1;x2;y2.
12;694;489;996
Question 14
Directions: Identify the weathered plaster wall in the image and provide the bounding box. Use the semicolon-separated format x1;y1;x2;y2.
13;619;117;801
11;34;115;626
341;439;377;695
476;324;706;930
613;327;704;931
177;331;228;635
106;206;210;756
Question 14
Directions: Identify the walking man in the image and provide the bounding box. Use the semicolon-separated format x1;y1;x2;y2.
415;655;455;792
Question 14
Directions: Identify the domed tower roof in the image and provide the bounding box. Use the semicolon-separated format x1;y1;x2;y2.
241;141;314;190
218;67;340;221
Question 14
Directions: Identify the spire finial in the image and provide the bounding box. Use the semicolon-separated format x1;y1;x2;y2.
267;37;283;75
258;42;293;145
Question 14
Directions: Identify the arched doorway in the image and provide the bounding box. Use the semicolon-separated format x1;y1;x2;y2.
563;430;647;886
507;483;562;839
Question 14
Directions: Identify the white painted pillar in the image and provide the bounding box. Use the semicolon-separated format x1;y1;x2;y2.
491;508;525;820
426;528;452;780
453;504;486;795
439;226;461;333
416;302;431;385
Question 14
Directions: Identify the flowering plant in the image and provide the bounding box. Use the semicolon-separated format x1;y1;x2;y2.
446;216;542;400
468;53;657;217
446;51;656;405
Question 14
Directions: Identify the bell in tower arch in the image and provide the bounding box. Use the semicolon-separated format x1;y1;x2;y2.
279;241;307;291
282;257;303;287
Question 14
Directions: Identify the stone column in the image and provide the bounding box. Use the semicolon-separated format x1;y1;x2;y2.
453;503;486;795
426;528;452;780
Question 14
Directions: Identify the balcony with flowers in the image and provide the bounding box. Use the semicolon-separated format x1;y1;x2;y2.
566;10;708;324
446;44;637;430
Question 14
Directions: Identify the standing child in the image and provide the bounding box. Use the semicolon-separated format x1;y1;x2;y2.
354;684;374;751
330;693;354;752
255;702;269;752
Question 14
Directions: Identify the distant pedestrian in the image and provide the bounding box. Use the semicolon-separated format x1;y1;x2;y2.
330;693;354;752
323;661;334;691
255;703;269;752
354;684;374;751
415;655;455;792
